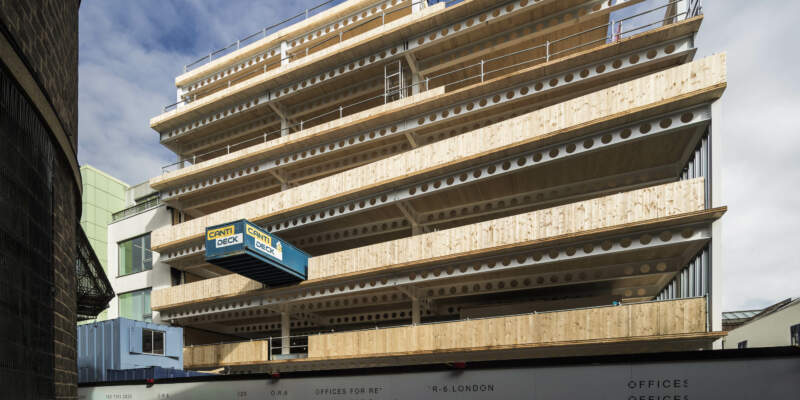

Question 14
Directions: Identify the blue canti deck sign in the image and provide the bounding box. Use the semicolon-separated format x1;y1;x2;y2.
205;220;308;285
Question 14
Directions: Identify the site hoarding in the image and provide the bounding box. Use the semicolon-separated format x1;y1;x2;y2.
205;220;308;285
78;349;800;399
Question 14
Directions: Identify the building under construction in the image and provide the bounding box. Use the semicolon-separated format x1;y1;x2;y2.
145;0;729;377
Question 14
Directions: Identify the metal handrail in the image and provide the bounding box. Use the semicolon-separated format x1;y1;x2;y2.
111;196;162;222
182;0;452;73
181;0;446;75
161;0;694;173
168;0;459;112
184;0;339;73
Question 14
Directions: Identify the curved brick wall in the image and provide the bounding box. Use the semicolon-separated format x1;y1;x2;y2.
0;1;81;399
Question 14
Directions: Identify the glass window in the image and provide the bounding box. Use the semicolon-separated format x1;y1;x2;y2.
170;268;183;286
118;288;152;322
791;324;799;347
737;340;747;349
118;234;152;276
142;329;164;355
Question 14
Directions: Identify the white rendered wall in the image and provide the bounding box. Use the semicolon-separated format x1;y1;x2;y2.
710;98;724;348
106;205;172;324
723;302;800;348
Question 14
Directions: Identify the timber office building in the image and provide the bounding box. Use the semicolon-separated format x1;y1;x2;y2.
146;0;725;374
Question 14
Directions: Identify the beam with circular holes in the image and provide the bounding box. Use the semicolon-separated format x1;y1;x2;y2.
177;0;407;101
160;102;710;263
160;224;711;323
158;0;623;142
160;37;694;206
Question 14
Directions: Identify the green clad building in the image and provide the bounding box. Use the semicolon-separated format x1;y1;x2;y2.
79;165;128;321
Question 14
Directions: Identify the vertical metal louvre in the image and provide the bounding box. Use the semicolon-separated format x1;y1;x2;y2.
656;247;710;300
659;127;712;301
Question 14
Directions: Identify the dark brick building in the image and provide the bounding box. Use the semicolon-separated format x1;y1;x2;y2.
0;0;82;398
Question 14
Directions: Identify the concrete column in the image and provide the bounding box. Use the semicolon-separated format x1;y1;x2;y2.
665;0;689;24
411;298;420;324
411;72;421;95
412;0;426;14
176;87;183;110
281;116;289;137
280;40;289;66
281;311;290;355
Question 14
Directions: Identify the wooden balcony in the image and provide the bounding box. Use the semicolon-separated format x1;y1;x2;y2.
150;53;726;253
183;297;722;369
150;16;702;206
152;178;710;311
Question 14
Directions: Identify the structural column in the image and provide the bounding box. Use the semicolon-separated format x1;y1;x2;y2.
281;311;290;355
280;40;289;66
665;0;689;23
412;0;426;14
411;297;420;324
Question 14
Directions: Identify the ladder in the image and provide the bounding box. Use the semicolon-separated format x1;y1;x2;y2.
384;60;405;104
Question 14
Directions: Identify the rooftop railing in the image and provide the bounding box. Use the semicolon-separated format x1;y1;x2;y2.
161;0;699;174
183;0;340;73
181;0;452;73
111;196;162;222
167;0;455;112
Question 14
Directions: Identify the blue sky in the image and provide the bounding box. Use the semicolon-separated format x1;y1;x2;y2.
77;0;800;311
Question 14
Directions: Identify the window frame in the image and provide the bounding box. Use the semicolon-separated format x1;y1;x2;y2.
142;328;165;355
117;233;153;277
117;288;152;322
791;323;800;347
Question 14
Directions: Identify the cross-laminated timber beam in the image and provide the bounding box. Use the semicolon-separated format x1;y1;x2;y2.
163;34;698;204
159;100;710;264
160;217;717;323
181;297;711;369
202;252;689;335
175;0;410;92
306;297;708;359
156;0;680;161
151;53;726;253
152;2;445;132
153;0;637;135
306;179;707;279
176;0;399;79
292;163;679;251
152;179;721;315
153;18;702;197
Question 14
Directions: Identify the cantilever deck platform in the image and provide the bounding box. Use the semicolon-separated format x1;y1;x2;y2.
205;220;309;285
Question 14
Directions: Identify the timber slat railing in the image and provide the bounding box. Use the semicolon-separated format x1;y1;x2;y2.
182;297;708;368
162;0;697;173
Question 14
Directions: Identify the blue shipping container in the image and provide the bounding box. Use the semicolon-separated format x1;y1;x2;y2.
205;219;309;285
77;318;183;383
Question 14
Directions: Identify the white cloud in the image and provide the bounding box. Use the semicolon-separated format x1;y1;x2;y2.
695;0;800;310
77;0;327;184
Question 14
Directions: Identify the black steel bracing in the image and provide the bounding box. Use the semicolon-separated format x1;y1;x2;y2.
76;226;114;321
